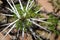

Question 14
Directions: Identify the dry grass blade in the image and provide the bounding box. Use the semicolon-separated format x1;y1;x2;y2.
19;0;24;11
29;28;36;39
27;19;50;32
1;23;11;26
29;28;42;40
7;0;20;19
31;18;48;20
22;27;24;40
26;0;30;11
1;19;19;32
31;18;51;24
11;0;20;19
35;7;44;14
28;0;34;10
1;14;13;17
7;0;15;12
7;7;14;12
1;24;16;40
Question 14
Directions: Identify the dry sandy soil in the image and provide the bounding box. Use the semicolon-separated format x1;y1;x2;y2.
36;0;53;12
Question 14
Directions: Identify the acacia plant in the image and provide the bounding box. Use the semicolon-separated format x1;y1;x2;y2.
1;0;51;40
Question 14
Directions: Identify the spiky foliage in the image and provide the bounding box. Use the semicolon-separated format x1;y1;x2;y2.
47;15;60;35
15;2;41;31
1;0;60;40
1;0;50;40
2;0;60;40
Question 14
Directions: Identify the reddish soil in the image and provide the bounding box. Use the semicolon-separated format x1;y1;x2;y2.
0;32;11;40
36;0;53;12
